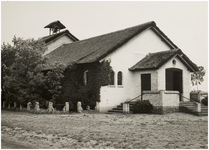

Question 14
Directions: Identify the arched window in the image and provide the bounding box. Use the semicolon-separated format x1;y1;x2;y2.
84;70;88;85
110;71;115;85
117;71;123;85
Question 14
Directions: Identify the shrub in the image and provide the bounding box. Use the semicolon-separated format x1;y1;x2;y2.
202;96;208;106
132;100;153;114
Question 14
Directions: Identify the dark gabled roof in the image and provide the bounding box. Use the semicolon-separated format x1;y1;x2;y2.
44;20;66;29
42;30;79;44
46;21;178;68
129;49;199;72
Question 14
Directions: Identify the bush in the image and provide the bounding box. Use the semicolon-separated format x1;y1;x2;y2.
202;96;208;106
133;100;153;114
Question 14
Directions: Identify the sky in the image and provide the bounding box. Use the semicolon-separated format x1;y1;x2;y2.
1;1;208;91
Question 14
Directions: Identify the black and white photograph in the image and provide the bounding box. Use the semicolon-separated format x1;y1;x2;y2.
1;1;208;149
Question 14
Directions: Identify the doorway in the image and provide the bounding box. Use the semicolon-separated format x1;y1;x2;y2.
166;68;183;100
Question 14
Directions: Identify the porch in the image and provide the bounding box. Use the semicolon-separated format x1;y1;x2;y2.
107;90;207;116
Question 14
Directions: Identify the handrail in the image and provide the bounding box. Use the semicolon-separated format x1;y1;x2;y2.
180;94;199;103
125;95;142;103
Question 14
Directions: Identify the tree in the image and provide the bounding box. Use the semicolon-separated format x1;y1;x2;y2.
1;36;65;107
191;66;206;91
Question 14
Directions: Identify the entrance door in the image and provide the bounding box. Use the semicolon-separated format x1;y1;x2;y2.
166;68;183;101
141;74;151;93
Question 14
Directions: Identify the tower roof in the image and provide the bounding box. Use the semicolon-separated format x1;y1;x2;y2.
44;20;66;29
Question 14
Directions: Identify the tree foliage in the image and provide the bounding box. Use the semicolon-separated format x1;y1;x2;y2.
59;61;113;111
191;66;206;91
1;36;65;107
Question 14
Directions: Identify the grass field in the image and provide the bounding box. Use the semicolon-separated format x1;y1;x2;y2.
1;110;208;149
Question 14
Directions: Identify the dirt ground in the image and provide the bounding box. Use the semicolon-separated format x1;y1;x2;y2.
1;110;208;149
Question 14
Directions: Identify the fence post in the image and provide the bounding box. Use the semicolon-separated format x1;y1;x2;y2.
27;102;32;111
86;105;90;110
8;103;11;109
63;102;69;112
20;104;23;110
34;102;40;112
77;101;83;113
48;102;54;112
14;102;17;108
3;101;6;109
95;101;100;112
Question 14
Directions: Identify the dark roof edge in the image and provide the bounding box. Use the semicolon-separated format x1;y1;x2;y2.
129;49;199;72
44;20;66;29
151;26;178;49
176;54;199;72
129;67;159;71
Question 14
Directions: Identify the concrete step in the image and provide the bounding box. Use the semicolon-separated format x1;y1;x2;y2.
108;110;123;113
116;105;122;108
113;108;123;110
198;113;208;116
108;101;137;114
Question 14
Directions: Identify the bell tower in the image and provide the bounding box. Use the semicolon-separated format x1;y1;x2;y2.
44;20;66;35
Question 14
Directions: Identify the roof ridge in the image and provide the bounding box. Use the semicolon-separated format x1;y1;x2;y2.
64;21;156;45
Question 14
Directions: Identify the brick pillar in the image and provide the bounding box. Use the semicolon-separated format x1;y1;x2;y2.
194;102;201;113
123;103;130;113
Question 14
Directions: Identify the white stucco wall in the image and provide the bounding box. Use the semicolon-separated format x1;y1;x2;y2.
158;56;192;101
162;91;179;107
44;35;74;55
142;91;162;106
142;90;179;107
99;28;171;112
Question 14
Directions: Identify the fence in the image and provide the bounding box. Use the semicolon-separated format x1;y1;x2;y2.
2;101;96;114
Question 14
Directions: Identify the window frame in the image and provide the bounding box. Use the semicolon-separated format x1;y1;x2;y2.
117;71;123;88
84;70;89;85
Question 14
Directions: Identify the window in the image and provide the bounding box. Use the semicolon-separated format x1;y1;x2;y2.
117;71;123;85
84;70;88;85
110;71;115;85
141;74;151;92
172;59;176;65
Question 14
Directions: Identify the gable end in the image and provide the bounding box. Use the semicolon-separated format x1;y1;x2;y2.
151;26;178;49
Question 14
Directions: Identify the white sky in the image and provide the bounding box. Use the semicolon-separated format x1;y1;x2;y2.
1;1;208;91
